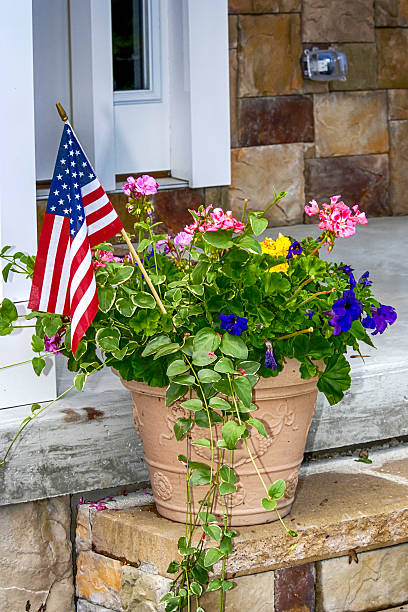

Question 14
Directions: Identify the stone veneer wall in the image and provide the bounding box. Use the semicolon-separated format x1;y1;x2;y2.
103;0;408;236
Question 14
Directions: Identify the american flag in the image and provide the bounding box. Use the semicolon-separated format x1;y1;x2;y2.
29;123;123;354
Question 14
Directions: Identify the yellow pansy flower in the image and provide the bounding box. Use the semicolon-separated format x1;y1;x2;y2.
260;233;292;273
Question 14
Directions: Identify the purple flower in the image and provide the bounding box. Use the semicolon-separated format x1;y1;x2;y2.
264;340;277;370
306;309;314;320
362;304;397;335
44;331;63;353
286;241;302;259
174;231;193;249
156;237;170;254
359;271;372;287
219;313;248;336
340;265;356;289
329;289;362;335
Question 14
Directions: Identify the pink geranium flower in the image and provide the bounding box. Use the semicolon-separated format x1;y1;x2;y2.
184;205;245;235
305;196;368;243
122;174;159;197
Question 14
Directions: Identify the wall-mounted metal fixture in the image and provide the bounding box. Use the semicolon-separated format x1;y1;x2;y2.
301;47;348;81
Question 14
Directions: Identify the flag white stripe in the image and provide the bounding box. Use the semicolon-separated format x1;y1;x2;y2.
70;277;97;336
83;193;109;217
39;216;64;312
70;223;87;261
55;243;71;312
81;178;100;197
87;209;117;235
70;247;93;302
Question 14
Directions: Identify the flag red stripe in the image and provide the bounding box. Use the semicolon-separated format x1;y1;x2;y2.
70;265;95;314
71;292;98;354
46;218;70;312
69;232;89;284
82;185;104;206
86;202;114;227
28;214;55;311
89;216;124;249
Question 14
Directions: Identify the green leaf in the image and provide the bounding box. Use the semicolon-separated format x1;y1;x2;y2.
97;286;116;313
219;482;237;495
153;343;180;360
74;373;87;391
198;511;217;523
137;237;153;252
202;230;233;249
1;298;18;323
350;319;375;347
236;235;262;254
191;261;210;284
193;327;221;353
222;420;246;450
95;327;120;352
111;346;127;360
190;582;202;597
1;262;12;283
172;374;195;386
206;578;222;592
203;548;224;568
109;264;134;285
268;479;286;500
164;598;180;612
237;360;260;374
192;438;211;447
166;359;188;377
42;315;62;338
203;524;222;542
189;466;211;486
31;334;45;353
166;561;180;574
221;580;235;591
220;465;237;484
31;403;41;414
192;351;217;366
299;360;317;379
115;297;136;317
317;354;351;406
220;334;248;360
214;357;235;373
142;335;171;357
165;383;186;407
209;397;232;412
264;272;290;294
174;418;192;441
247;417;267;439
354;457;373;464
197;368;221;384
192;565;209;585
261;497;277;511
132;291;156;309
232;376;252;407
249;213;268;236
181;398;203;411
32;356;46;376
219;535;233;555
177;536;196;556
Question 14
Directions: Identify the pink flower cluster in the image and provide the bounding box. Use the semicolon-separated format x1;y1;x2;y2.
305;195;367;239
93;250;132;268
122;174;159;197
184;205;245;234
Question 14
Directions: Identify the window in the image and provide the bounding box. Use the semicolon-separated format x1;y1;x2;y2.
111;0;161;104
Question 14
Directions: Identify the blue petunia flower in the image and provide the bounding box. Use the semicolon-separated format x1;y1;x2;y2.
306;309;314;320
362;304;397;335
264;340;277;370
219;313;248;336
329;289;362;335
286;241;303;259
358;271;372;287
340;265;356;289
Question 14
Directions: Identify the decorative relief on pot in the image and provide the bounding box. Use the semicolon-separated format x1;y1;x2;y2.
160;402;188;444
228;482;246;508
131;398;144;436
153;471;173;501
284;470;299;499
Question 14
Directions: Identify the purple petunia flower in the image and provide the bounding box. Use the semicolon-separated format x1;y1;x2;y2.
306;309;314;320
286;241;302;259
340;265;356;289
328;289;362;335
219;313;248;336
358;271;372;287
174;231;193;249
264;340;277;370
44;331;64;353
362;304;397;335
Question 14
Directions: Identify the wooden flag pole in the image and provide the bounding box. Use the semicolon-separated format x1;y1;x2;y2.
55;102;167;315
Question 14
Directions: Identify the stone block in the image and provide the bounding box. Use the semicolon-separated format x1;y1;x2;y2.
76;551;123;611
316;543;408;611
304;154;391;219
238;95;314;146
329;44;377;92
205;186;230;209
229;0;301;13
239;14;302;97
275;563;315;612
76;503;93;553
378;28;408;89
230;144;305;226
121;566;171;612
388;89;408;120
77;601;116;612
314;92;388;157
0;496;74;612
151;188;205;234
198;571;275;611
302;0;374;43
389;120;408;215
229;15;238;48
375;0;408;26
230;49;239;148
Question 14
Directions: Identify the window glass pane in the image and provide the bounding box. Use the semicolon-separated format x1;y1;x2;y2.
111;0;148;91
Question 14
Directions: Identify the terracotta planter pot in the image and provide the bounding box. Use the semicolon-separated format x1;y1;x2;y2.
118;359;318;526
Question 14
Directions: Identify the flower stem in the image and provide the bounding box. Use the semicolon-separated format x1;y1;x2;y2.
281;276;314;307
297;288;335;309
273;327;314;342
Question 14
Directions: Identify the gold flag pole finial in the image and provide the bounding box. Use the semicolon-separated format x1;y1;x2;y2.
56;102;68;122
